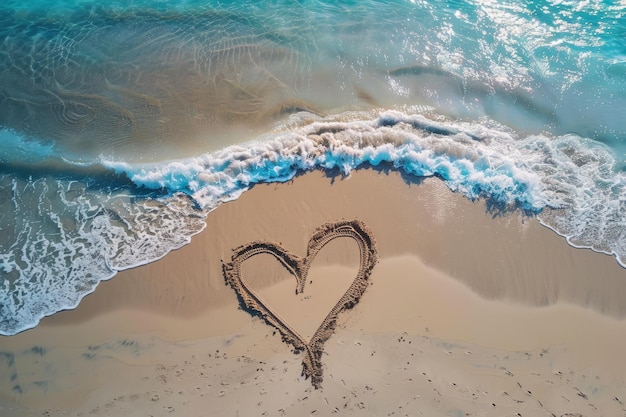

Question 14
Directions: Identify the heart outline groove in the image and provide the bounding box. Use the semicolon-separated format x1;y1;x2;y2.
222;219;378;388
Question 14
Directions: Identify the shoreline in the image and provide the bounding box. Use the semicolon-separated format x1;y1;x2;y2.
1;168;625;416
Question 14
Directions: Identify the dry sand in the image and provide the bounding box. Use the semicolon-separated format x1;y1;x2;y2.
1;168;626;416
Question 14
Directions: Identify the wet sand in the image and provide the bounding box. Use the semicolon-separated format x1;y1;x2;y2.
1;168;625;416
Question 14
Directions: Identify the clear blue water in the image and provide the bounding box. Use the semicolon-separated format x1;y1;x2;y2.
1;0;625;335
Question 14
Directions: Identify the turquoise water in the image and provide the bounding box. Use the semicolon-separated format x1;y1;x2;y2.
1;0;625;335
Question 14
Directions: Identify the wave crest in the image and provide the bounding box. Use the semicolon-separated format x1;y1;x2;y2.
2;108;625;336
107;109;626;267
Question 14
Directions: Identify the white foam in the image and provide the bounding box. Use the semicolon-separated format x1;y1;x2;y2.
3;108;625;336
0;176;206;336
108;109;626;267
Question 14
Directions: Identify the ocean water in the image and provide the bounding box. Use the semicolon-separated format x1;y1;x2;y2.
1;0;625;335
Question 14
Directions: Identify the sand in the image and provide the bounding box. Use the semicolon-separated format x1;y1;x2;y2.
1;168;626;416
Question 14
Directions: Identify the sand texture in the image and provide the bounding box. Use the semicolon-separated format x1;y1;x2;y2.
1;169;626;416
223;219;378;388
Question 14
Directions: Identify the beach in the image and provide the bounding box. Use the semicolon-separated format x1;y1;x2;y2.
1;168;625;416
3;1;626;416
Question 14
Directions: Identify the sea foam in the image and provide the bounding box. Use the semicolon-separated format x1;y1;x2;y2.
107;109;626;264
2;0;626;338
2;109;625;335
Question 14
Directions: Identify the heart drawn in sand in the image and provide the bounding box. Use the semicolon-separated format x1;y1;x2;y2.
222;220;377;388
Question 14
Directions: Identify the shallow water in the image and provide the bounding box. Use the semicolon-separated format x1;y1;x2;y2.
1;0;625;335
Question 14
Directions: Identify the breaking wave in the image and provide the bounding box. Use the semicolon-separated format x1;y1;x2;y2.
2;0;626;336
2;109;625;335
